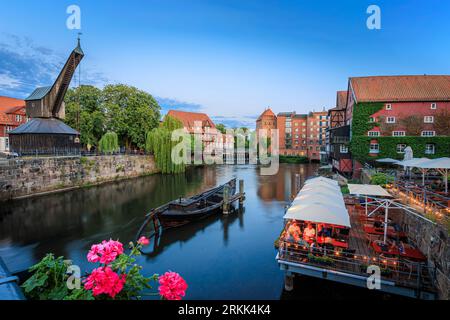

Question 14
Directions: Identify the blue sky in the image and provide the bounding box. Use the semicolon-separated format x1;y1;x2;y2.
1;0;450;128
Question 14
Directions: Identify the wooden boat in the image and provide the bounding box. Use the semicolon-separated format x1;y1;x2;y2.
136;179;239;238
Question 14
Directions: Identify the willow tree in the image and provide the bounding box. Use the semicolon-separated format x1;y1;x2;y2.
99;132;119;154
146;116;188;174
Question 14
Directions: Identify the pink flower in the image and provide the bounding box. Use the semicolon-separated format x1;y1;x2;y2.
84;267;126;298
138;236;150;246
158;272;188;300
87;239;124;265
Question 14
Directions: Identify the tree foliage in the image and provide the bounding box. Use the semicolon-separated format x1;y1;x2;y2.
145;116;186;174
434;109;450;136
64;84;161;150
98;132;119;154
399;115;423;136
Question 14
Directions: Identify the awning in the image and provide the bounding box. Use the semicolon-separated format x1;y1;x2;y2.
347;184;392;197
376;158;400;164
284;203;351;227
396;158;430;168
284;176;350;228
304;176;339;186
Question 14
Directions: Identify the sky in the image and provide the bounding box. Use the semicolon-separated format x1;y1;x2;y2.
1;0;450;128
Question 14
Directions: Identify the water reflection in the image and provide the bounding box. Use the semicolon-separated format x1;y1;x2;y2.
1;163;326;299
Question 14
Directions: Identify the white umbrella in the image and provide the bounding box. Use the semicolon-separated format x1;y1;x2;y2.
284;203;351;228
416;158;450;193
376;158;400;164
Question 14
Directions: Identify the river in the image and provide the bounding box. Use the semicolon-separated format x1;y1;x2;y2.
0;163;390;300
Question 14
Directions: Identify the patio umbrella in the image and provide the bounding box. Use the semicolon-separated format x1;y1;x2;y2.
376;158;400;164
416;158;450;193
397;158;431;185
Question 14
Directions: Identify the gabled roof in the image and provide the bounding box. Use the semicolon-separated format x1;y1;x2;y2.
0;112;14;125
0;96;25;112
336;91;348;109
25;86;52;101
166;110;216;132
350;75;450;103
257;108;276;121
9;118;79;135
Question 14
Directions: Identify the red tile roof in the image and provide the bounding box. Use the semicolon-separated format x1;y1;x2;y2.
0;112;14;125
336;91;348;109
0;96;25;113
257;108;276;121
350;75;450;103
167;110;216;133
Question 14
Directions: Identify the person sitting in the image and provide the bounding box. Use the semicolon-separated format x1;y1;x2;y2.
303;223;316;242
286;221;302;243
318;224;332;238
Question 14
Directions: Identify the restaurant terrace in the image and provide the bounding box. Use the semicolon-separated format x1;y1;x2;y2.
276;177;437;299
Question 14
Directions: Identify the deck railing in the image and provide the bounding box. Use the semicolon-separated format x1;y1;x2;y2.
277;240;436;294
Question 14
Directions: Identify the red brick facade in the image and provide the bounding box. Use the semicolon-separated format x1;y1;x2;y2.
0;96;27;152
256;109;329;160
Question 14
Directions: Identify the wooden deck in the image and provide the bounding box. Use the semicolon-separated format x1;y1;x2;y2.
347;203;372;258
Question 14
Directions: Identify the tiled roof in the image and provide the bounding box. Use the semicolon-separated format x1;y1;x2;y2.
0;96;25;112
167;110;216;132
257;108;276;121
350;75;450;102
0;112;14;125
336;91;348;109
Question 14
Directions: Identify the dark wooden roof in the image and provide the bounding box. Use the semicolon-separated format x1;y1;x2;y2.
9;118;79;135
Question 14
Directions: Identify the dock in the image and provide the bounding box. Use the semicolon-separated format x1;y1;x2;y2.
277;182;437;300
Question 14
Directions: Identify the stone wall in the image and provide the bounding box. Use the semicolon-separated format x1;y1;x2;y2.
0;155;159;201
391;209;450;300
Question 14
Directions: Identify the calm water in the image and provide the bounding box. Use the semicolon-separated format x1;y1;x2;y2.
0;163;389;300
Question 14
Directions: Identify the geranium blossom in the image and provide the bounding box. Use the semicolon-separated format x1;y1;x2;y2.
87;239;124;264
158;272;188;300
84;267;126;298
138;236;150;246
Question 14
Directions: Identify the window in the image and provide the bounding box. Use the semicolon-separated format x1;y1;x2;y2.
392;131;405;137
368;131;380;137
425;144;435;155
386;117;396;124
369;117;376;123
396;144;407;153
15;115;22;122
340;145;349;154
5;137;9;150
421;131;436;137
294;122;299;126
431;103;437;110
386;104;392;110
369;143;380;153
424;116;434;123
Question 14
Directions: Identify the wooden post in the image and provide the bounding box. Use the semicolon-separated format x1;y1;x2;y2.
239;179;245;205
295;174;301;195
223;185;230;214
284;273;294;292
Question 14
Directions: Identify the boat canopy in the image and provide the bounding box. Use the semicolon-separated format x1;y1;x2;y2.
284;177;350;228
347;184;392;198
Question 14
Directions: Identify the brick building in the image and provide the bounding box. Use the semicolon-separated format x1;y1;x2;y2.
256;109;329;161
0;96;27;152
328;75;450;177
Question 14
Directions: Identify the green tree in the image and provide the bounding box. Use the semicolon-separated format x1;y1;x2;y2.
102;84;161;149
98;132;119;154
216;123;226;134
145;116;186;174
64;85;104;148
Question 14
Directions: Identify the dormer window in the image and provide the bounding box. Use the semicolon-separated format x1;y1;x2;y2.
386;117;396;124
386;104;392;110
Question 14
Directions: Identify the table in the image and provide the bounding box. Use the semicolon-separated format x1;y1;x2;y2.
316;237;349;249
371;242;427;262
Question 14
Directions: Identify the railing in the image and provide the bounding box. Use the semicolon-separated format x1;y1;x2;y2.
278;240;436;294
388;181;450;229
